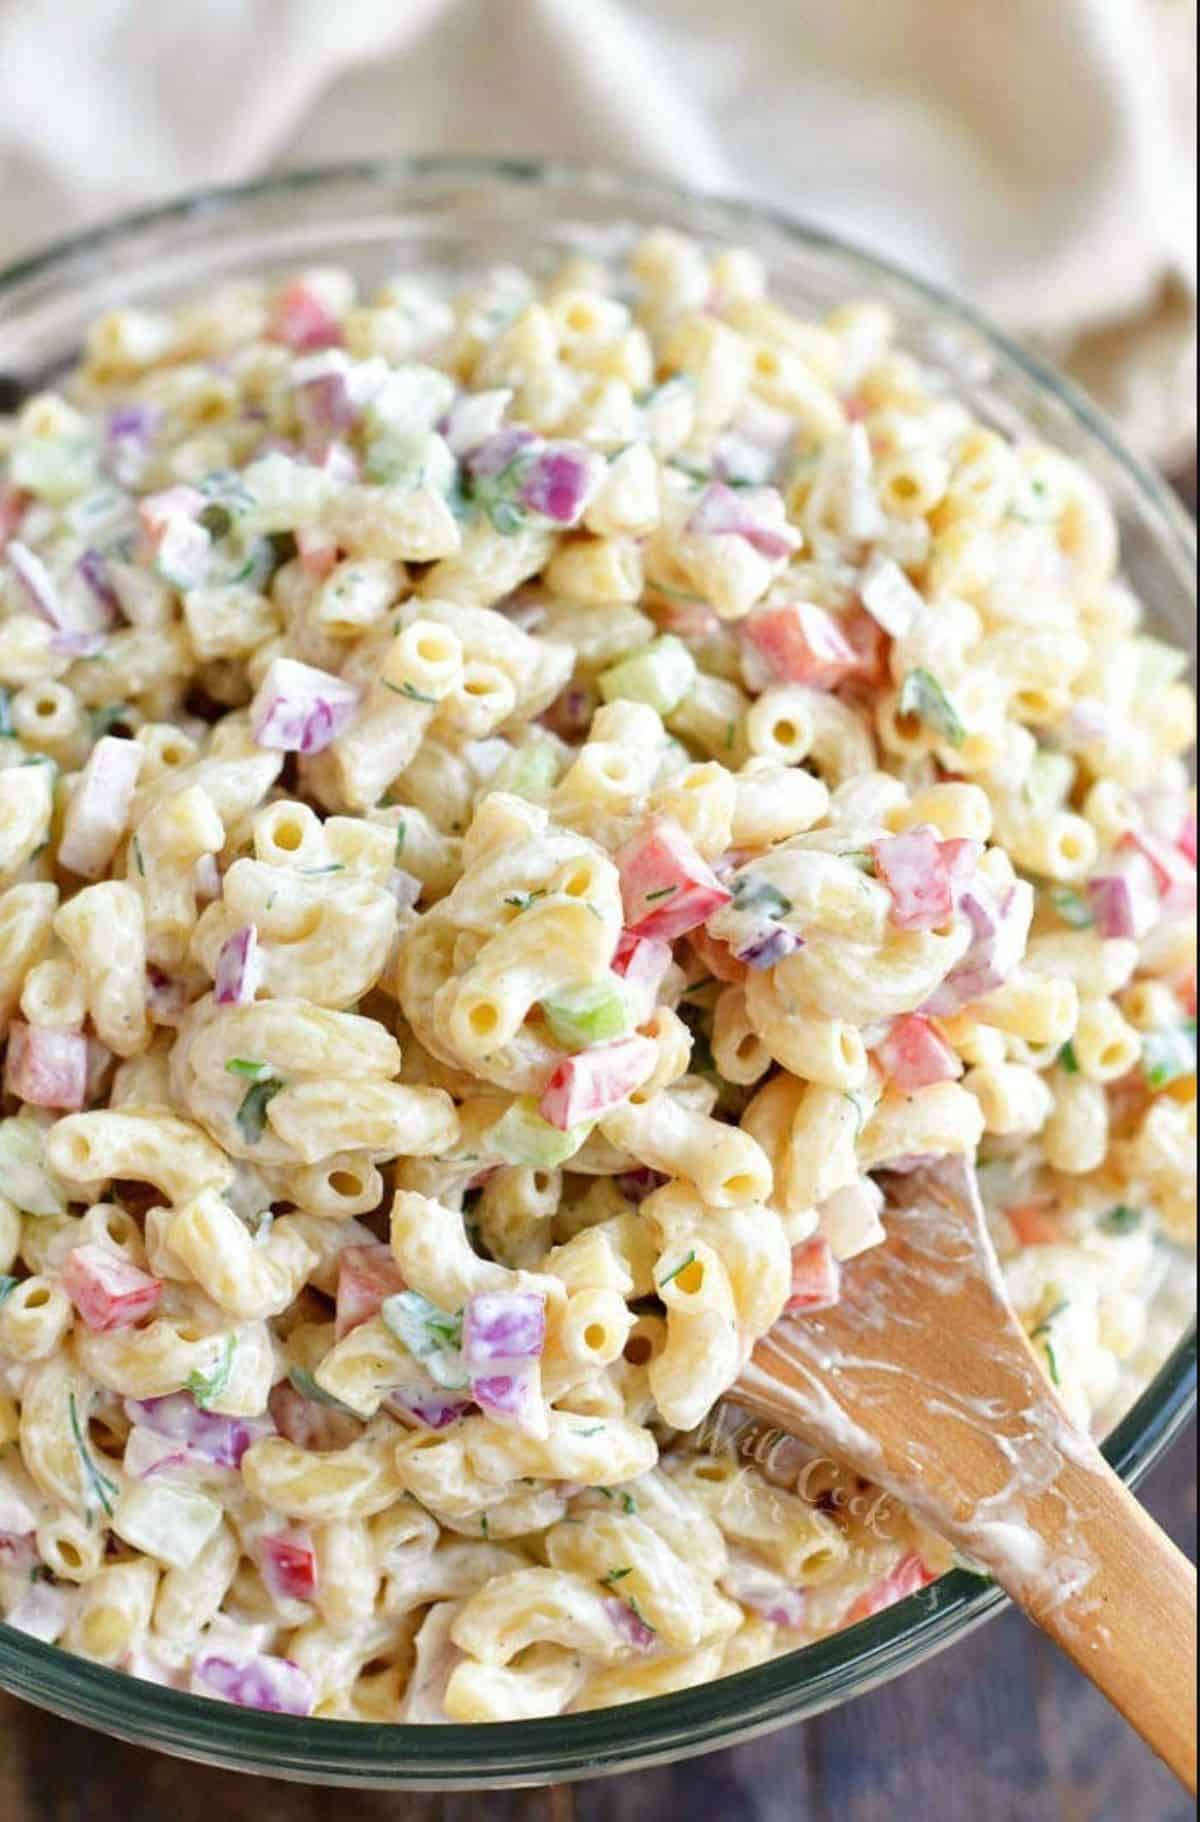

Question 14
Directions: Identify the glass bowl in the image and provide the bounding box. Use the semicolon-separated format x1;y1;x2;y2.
0;158;1194;1789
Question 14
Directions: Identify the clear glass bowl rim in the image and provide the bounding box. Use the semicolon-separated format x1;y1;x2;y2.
0;155;1193;1788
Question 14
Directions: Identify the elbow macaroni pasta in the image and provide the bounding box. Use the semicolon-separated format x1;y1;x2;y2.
0;234;1192;1723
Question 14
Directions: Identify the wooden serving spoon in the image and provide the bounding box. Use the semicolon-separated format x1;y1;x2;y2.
729;1157;1197;1790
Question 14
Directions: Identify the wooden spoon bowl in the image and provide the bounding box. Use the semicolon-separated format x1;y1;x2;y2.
731;1158;1197;1790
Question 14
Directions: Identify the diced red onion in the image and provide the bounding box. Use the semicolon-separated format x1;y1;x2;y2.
463;1291;547;1367
686;482;801;561
1059;697;1110;746
871;826;955;932
519;443;605;526
383;1382;471;1431
387;867;422;910
77;549;122;620
615;1167;668;1202
214;924;263;1007
125;1394;274;1469
0;1531;39;1575
604;1597;657;1652
193;1653;315;1716
58;734;143;881
720;1554;809;1630
921;879;1032;1015
466;427;538;480
733;923;802;970
3;1023;88;1110
1086;873;1138;940
249;655;360;755
471;1361;546;1436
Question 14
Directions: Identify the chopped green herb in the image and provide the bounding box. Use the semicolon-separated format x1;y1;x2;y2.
1142;1022;1196;1090
225;1057;270;1080
1050;887;1093;930
1058;1042;1080;1075
504;889;546;912
300;863;345;876
1031;1299;1069;1340
394;821;407;861
0;688;11;738
571;1424;607;1438
287;1366;356;1413
1043;1339;1062;1387
67;1391;117;1520
382;680;438;705
898;668;966;748
622;1493;637;1516
131;835;146;877
381;1290;467;1389
235;1075;285;1144
480;1513;489;1539
731;875;792;917
1101;1205;1143;1236
840;850;878;876
626;1593;657;1633
188;1335;236;1409
657;1250;697;1290
643;885;678;902
602;1566;634;1585
0;1275;18;1305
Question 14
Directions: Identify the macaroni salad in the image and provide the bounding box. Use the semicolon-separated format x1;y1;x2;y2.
0;234;1194;1722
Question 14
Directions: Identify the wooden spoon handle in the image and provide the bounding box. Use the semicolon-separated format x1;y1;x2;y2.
1027;1446;1196;1792
738;1339;1197;1790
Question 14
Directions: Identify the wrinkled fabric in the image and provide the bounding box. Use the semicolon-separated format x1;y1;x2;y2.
0;0;1193;460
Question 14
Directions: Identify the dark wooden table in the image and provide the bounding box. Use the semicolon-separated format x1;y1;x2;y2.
0;1428;1192;1822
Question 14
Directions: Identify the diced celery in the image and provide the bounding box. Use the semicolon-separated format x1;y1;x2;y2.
367;365;457;436
1142;1023;1197;1090
1132;636;1188;697
365;428;457;493
0;1118;68;1217
599;635;697;716
486;1096;591;1168
540;980;631;1051
491;737;560;804
1022;750;1074;816
9;438;97;505
112;1481;224;1571
380;1290;466;1390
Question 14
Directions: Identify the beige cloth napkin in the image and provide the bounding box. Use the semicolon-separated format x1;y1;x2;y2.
0;0;1193;463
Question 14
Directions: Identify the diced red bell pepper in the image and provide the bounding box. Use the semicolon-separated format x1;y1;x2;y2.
295;526;340;579
871;826;955;933
335;1243;406;1340
539;1035;658;1131
612;929;675;1016
616;820;731;942
784;1236;842;1313
741;601;861;690
0;484;29;552
874;1015;963;1092
267;1380;362;1453
686;924;748;986
1006;1204;1061;1247
1119;830;1196;915
1180;971;1197;1019
268;280;345;352
844;1553;936;1624
3;1023;88;1110
839;602;890;688
652;593;721;641
256;1530;318;1602
62;1244;162;1332
1179;809;1197;868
